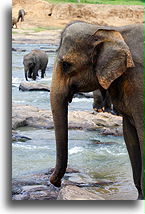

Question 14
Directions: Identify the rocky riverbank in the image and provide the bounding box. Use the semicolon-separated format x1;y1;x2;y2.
12;167;109;200
12;102;122;136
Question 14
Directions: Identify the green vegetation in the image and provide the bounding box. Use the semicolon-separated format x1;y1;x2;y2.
29;26;63;32
45;0;144;5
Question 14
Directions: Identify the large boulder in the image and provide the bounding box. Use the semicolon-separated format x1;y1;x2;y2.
12;103;123;135
57;185;105;200
19;82;50;92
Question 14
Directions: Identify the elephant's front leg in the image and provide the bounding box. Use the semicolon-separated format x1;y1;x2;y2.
32;68;38;80
123;117;143;200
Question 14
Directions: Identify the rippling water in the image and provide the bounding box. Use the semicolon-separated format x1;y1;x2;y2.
12;43;137;200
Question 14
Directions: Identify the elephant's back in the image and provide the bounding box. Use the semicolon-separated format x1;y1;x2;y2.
32;49;48;60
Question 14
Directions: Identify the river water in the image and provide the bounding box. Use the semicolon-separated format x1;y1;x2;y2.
12;43;137;200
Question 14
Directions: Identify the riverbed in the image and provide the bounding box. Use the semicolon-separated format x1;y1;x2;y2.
12;42;137;200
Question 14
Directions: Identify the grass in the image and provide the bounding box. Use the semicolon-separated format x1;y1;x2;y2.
29;26;63;32
12;26;62;34
44;0;144;5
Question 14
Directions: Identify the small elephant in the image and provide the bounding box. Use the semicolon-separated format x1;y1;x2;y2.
23;49;48;81
93;89;119;115
12;17;18;29
50;21;143;199
17;9;27;22
93;89;111;112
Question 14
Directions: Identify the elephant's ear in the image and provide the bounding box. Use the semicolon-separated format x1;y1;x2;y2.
92;29;135;89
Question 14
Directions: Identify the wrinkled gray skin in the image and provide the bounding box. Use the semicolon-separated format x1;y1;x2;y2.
17;9;27;22
23;49;48;81
50;21;143;199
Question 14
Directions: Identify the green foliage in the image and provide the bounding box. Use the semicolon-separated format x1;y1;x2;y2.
33;26;62;32
44;0;144;5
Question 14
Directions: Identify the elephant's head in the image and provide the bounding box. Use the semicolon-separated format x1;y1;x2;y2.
50;21;134;187
23;54;36;81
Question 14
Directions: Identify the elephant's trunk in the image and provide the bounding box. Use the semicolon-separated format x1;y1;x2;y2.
50;76;68;187
25;69;28;81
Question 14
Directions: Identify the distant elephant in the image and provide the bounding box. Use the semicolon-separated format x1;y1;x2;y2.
93;89;111;112
50;21;143;200
93;89;119;115
23;49;48;81
12;17;18;28
17;9;27;22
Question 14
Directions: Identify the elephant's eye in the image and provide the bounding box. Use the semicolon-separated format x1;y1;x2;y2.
62;61;72;73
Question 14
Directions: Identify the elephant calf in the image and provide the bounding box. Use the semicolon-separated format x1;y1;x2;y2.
12;17;18;29
93;89;111;112
93;89;119;115
23;49;48;81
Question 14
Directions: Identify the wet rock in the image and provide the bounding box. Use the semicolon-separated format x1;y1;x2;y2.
12;130;31;142
12;172;60;200
92;112;122;128
21;185;50;192
12;186;22;195
12;192;30;200
91;140;117;145
100;126;123;136
12;47;26;52
29;190;57;200
12;103;123;132
12;169;113;200
57;185;105;200
19;82;50;92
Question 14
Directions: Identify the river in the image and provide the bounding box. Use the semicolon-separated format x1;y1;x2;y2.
12;43;137;200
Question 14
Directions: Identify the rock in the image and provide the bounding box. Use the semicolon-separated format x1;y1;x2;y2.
19;82;50;92
12;170;112;200
92;112;122;128
12;47;26;52
57;185;105;200
12;103;123;132
12;171;60;200
12;130;31;142
92;140;117;145
100;126;123;136
21;185;49;192
12;192;30;200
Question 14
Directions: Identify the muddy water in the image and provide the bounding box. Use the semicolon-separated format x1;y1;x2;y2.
12;43;137;200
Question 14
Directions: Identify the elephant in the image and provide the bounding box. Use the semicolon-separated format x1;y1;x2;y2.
17;9;27;22
50;21;143;199
23;49;48;81
12;17;18;29
93;89;119;115
93;89;112;112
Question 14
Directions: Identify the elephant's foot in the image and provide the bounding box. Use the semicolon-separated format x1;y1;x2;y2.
93;108;104;113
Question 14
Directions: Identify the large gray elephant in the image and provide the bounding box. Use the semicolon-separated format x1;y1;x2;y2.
23;49;48;81
50;21;143;199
